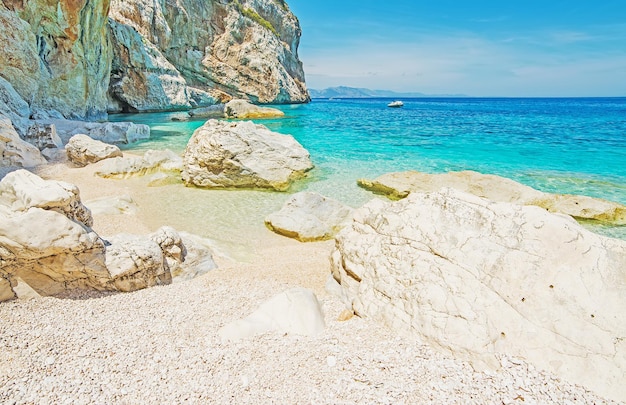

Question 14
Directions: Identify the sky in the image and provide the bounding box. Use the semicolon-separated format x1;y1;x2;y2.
286;1;626;97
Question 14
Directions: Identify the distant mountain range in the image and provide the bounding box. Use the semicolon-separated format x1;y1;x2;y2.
307;86;466;98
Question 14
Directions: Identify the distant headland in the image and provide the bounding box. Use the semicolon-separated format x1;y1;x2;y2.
308;86;467;99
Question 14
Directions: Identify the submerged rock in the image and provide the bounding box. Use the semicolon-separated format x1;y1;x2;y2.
95;149;183;179
182;119;313;191
265;192;353;241
66;134;123;167
331;188;626;402
358;170;626;224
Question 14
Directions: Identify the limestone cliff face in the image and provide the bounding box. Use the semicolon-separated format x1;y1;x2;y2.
0;0;111;120
0;0;308;119
108;0;308;112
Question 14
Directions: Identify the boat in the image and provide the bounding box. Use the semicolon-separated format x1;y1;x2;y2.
387;100;404;108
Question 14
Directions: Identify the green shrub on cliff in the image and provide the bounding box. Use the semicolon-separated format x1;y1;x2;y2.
233;0;279;36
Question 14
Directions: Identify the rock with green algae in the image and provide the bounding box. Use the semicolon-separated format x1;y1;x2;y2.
358;170;626;224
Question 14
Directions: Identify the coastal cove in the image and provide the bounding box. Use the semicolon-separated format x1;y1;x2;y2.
110;97;626;257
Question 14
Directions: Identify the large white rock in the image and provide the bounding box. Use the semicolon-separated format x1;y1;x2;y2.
104;233;171;292
66;134;123;167
0;170;108;297
218;288;326;342
265;192;354;241
0;171;217;301
331;188;626;402
182;119;313;191
0;115;47;168
358;170;626;224
224;99;284;119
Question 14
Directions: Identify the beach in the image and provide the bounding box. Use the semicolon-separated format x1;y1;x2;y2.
1;152;622;404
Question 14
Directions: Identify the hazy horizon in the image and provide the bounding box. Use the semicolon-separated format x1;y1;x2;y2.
287;1;626;98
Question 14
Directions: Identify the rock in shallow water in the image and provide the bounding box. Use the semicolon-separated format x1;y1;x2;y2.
265;192;353;241
66;134;123;167
331;187;626;402
358;170;626;224
182;119;313;191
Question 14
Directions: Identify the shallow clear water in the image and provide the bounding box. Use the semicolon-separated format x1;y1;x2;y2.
110;97;626;251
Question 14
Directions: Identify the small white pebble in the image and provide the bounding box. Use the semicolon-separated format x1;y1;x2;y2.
327;355;337;367
45;356;55;366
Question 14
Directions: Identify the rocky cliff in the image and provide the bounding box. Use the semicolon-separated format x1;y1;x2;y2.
0;0;308;119
0;0;111;120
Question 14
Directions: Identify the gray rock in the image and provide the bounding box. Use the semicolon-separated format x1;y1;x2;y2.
0;76;30;135
188;105;225;118
66;134;123;167
41;119;150;145
331;187;626;402
24;123;64;151
182;119;313;191
265;192;354;241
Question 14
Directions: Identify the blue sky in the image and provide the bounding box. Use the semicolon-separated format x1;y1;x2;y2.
286;1;626;96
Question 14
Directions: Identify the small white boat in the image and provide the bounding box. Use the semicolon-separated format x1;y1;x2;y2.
387;100;404;108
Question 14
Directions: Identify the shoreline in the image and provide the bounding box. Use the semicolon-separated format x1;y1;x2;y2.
1;158;624;403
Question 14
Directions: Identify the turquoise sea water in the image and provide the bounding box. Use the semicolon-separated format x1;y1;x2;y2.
110;97;626;254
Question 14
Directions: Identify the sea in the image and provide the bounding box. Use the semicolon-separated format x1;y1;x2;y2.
110;97;626;258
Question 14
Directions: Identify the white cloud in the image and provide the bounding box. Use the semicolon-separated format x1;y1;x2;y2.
300;30;626;96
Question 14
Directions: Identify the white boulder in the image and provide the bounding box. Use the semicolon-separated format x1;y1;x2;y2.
182;119;313;191
0;115;47;168
0;171;217;301
104;233;172;292
66;134;123;167
218;288;326;342
0;170;108;297
331;187;626;402
265;192;354;241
